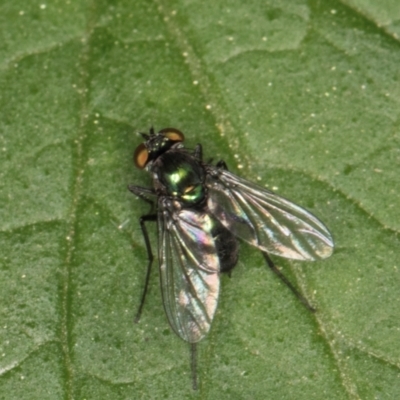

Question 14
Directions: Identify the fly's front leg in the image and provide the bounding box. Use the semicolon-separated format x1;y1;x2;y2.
262;252;316;313
128;185;156;212
194;143;203;161
216;160;228;170
128;185;157;322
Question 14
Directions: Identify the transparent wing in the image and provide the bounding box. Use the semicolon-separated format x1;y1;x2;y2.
206;167;334;261
158;198;220;343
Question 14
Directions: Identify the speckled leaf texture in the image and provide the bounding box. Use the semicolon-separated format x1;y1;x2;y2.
1;0;399;399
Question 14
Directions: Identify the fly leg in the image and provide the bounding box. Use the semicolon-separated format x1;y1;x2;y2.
262;252;316;313
128;185;157;322
128;185;156;210
194;143;203;161
216;160;228;170
190;343;198;390
134;213;157;322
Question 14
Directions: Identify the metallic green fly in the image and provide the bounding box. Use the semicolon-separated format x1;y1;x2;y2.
129;127;334;389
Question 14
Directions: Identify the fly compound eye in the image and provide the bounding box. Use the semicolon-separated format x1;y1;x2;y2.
159;127;185;143
133;143;149;169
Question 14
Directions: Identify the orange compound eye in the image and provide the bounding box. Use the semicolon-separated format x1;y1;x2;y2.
133;143;149;169
159;128;185;142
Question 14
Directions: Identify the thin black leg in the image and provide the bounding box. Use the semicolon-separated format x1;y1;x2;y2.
128;185;156;210
128;185;158;321
134;213;157;323
262;252;316;313
216;159;228;170
194;143;203;161
190;343;198;390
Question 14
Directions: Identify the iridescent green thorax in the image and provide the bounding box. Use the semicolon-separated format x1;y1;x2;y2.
155;150;206;205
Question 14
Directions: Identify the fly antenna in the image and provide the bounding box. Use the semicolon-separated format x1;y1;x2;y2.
139;131;150;140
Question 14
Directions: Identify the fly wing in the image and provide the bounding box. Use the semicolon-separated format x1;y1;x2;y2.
206;167;334;261
158;198;220;343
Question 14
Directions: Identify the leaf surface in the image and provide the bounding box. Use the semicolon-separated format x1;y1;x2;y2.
1;0;399;398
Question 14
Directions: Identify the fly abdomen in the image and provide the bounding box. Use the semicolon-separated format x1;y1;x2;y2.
211;220;239;274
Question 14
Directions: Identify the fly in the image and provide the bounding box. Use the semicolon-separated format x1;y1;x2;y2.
128;127;334;389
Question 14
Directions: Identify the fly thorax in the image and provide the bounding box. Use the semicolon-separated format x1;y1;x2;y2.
156;150;206;205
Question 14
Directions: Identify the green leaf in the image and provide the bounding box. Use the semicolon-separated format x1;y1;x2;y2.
1;0;399;398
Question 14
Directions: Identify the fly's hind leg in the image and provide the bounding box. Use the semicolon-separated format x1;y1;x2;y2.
262;252;316;313
128;185;158;322
190;343;198;390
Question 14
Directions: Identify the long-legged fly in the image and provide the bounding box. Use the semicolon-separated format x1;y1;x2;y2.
128;127;334;389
